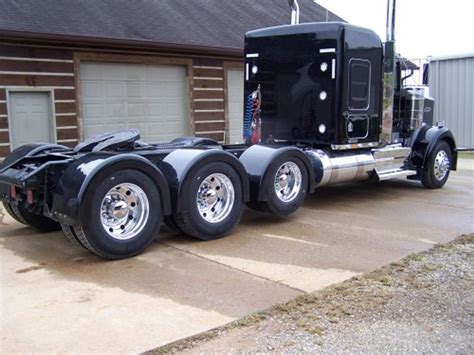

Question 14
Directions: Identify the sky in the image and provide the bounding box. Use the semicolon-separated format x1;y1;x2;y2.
314;0;474;59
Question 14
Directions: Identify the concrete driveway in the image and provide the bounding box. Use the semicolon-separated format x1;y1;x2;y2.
1;160;473;353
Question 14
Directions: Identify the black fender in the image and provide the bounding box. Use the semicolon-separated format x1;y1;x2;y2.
51;153;171;225
239;144;316;201
0;143;69;172
410;125;458;171
158;148;249;213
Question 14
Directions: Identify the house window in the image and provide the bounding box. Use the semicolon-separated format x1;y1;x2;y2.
349;59;371;110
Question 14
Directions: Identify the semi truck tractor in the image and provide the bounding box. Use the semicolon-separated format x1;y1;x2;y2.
0;0;457;259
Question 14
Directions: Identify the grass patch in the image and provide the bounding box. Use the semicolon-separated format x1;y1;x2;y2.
232;313;267;327
407;254;425;262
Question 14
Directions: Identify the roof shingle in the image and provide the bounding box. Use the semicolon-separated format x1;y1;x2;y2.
0;0;343;51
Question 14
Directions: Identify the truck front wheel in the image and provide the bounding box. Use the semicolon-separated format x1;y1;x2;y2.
73;169;162;259
174;162;244;240
421;141;452;189
248;158;308;217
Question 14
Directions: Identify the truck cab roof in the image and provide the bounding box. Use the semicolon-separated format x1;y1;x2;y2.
246;22;381;46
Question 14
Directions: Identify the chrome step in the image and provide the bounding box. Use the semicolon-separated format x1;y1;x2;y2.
376;169;417;181
373;144;412;174
372;144;411;159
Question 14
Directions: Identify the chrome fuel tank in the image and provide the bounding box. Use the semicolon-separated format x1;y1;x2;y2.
306;149;375;187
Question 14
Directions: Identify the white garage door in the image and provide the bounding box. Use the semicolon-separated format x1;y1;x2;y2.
227;69;244;144
80;62;188;143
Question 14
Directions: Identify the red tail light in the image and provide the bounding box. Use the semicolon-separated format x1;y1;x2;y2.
10;186;17;199
27;190;34;204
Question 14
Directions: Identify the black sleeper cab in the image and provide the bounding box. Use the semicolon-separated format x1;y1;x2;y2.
244;22;383;147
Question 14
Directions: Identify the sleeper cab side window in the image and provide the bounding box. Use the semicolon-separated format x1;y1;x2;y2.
348;59;371;110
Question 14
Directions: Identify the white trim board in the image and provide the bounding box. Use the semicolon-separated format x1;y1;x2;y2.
0;56;73;63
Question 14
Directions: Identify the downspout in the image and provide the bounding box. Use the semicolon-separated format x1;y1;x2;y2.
380;0;396;145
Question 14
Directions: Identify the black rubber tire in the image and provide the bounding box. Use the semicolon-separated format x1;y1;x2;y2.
174;162;244;241
2;201;27;225
74;169;162;260
60;223;89;249
6;202;61;232
246;201;269;213
248;157;308;217
162;215;184;234
421;141;452;189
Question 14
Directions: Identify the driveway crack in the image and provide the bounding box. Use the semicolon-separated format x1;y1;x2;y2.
158;241;306;294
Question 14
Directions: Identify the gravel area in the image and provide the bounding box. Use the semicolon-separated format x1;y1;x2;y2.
150;234;474;354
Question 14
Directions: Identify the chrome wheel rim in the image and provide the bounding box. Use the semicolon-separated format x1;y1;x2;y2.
434;150;450;181
196;173;235;224
274;162;302;203
100;183;149;240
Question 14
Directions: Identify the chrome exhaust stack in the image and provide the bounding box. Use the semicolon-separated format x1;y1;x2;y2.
386;0;396;42
380;0;397;145
288;0;300;25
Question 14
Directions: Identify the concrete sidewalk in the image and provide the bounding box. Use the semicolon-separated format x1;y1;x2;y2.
0;160;473;353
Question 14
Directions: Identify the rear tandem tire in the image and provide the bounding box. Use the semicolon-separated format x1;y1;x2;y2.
247;157;308;217
3;201;61;232
2;201;27;225
162;215;184;234
421;141;452;189
74;169;162;260
174;162;244;241
60;223;89;249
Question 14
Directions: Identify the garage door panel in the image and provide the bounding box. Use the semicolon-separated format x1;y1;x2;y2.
128;122;147;133
146;83;165;97
125;65;145;80
109;122;127;132
101;63;126;80
83;103;105;118
81;62;188;142
80;63;104;80
85;122;128;137
166;101;185;115
147;102;167;115
167;119;186;133
126;82;143;97
105;82;126;98
107;103;125;117
151;66;183;81
146;68;166;81
82;82;103;99
171;80;185;89
127;103;145;117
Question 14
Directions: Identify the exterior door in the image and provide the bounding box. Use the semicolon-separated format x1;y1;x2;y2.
9;92;53;149
227;69;244;144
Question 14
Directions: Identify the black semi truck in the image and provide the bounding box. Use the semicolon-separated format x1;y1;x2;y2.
0;0;457;259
